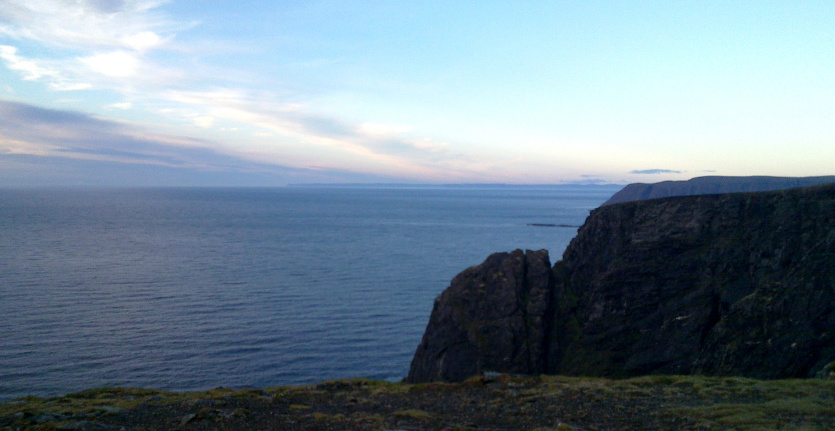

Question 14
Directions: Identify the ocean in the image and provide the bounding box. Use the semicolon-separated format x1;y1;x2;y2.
0;185;619;401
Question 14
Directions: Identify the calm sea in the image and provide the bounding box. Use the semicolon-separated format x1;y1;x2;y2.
0;185;618;401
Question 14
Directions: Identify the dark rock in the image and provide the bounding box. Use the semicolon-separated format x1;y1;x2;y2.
56;420;122;431
97;406;125;415
315;381;366;391
557;184;835;378
408;184;835;382
527;223;581;228
815;362;835;379
180;413;198;425
601;175;835;206
34;413;66;423
406;249;554;383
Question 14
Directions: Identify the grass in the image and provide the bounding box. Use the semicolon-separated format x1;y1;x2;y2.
0;387;172;417
2;374;833;430
0;386;272;422
393;408;433;420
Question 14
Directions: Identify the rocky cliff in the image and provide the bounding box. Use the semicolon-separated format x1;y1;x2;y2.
407;184;835;382
601;175;835;206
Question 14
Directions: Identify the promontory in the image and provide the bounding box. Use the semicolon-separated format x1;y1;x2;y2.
408;183;835;383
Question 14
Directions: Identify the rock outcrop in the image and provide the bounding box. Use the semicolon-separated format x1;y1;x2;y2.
601;175;835;206
407;184;835;382
406;249;556;383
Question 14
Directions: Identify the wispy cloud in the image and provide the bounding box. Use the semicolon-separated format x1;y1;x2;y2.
105;102;133;110
0;0;181;51
0;0;186;91
160;89;482;180
630;169;682;175
0;2;499;183
0;99;489;186
80;51;141;77
0;99;270;171
0;45;56;80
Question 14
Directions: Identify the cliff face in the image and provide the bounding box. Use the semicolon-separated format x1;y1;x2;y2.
601;175;835;206
406;249;556;383
407;184;835;382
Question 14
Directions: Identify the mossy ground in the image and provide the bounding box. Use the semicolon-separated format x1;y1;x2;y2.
2;374;833;430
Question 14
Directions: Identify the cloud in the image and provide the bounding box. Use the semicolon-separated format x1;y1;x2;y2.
105;102;133;110
0;44;97;91
357;122;414;136
630;169;682;175
0;99;275;171
0;45;57;81
1;101;448;186
0;2;494;183
161;89;479;179
51;82;94;91
191;115;215;128
0;0;180;52
0;99;478;186
80;51;140;77
121;30;163;52
0;1;186;91
0;152;395;187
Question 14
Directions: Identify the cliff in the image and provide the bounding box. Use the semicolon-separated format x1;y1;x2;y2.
601;175;835;206
407;184;835;382
406;249;556;383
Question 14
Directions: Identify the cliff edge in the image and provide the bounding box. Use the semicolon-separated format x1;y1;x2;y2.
407;184;835;382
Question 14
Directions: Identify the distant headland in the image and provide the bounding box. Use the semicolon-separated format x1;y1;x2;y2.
601;175;835;206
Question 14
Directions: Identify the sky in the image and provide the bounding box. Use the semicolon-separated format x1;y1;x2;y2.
0;1;833;186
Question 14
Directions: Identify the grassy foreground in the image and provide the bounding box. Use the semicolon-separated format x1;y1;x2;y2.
1;374;833;430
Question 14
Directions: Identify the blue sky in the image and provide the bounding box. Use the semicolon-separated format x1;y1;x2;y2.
1;1;833;186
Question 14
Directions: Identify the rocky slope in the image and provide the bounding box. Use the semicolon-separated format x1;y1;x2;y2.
601;175;835;206
407;184;835;383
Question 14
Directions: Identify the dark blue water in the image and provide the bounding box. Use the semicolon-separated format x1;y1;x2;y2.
0;185;618;401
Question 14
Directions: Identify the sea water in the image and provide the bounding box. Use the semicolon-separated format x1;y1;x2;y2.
0;185;618;400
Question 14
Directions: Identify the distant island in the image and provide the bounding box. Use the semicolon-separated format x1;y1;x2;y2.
527;223;581;228
286;182;622;189
601;175;835;205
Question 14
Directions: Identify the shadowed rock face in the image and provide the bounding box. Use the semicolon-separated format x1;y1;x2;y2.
407;184;835;383
406;250;555;383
